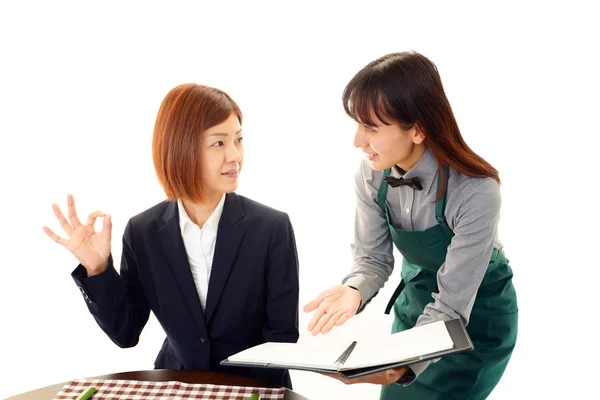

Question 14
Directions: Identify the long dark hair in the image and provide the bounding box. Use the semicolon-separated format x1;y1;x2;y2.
342;51;499;198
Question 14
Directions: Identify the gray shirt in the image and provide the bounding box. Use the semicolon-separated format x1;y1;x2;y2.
342;148;503;380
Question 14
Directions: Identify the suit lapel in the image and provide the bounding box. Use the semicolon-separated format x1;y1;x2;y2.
158;201;207;332
205;193;245;323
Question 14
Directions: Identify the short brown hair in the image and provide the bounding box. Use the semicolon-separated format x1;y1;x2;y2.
152;83;242;203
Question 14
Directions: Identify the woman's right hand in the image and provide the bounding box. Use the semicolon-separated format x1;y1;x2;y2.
43;194;112;277
303;285;362;336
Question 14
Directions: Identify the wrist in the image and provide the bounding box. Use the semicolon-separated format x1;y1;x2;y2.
346;285;362;310
84;259;109;277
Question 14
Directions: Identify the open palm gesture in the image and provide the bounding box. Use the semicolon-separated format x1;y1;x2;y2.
303;285;362;335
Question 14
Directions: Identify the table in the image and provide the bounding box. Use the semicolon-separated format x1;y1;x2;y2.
6;370;310;400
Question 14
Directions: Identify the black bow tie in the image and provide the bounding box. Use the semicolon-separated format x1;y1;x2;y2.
384;176;423;190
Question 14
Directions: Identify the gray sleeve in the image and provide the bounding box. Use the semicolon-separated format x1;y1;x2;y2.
342;162;395;312
418;178;501;327
405;179;502;382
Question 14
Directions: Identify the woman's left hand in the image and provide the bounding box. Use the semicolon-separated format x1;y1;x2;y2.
322;366;409;385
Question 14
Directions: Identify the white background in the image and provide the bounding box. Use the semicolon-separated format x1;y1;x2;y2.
1;1;598;399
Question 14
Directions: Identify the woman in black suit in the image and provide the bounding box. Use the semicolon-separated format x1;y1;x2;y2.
43;84;300;388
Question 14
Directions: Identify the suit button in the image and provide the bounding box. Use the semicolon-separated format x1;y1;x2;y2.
78;286;92;303
200;336;207;343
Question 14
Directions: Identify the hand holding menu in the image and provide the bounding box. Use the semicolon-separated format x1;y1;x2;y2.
221;319;473;379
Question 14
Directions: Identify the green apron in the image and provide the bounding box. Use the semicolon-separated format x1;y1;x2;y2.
379;167;518;400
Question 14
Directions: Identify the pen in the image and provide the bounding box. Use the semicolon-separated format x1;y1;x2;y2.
334;341;357;371
76;386;96;400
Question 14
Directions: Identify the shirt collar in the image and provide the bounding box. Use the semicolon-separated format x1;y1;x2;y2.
390;148;439;195
177;193;226;235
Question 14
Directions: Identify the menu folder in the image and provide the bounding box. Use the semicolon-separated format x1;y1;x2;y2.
221;318;473;379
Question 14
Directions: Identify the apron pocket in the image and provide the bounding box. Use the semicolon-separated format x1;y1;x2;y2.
472;278;518;316
393;278;434;330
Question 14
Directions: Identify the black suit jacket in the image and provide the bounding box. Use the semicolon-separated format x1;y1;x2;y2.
72;193;300;388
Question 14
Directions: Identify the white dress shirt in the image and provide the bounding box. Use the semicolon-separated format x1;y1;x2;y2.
177;194;226;310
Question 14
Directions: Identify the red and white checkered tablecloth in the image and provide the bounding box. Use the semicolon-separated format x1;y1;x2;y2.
52;378;286;400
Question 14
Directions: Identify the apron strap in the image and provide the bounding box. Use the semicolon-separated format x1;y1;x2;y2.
435;166;451;227
384;272;437;315
380;168;399;315
384;279;406;314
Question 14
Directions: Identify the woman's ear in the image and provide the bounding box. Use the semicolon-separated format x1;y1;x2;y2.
413;122;426;144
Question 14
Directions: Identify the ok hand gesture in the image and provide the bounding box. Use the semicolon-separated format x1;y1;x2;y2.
43;194;112;277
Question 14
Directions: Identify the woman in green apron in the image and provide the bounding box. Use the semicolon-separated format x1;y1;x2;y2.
304;51;518;399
